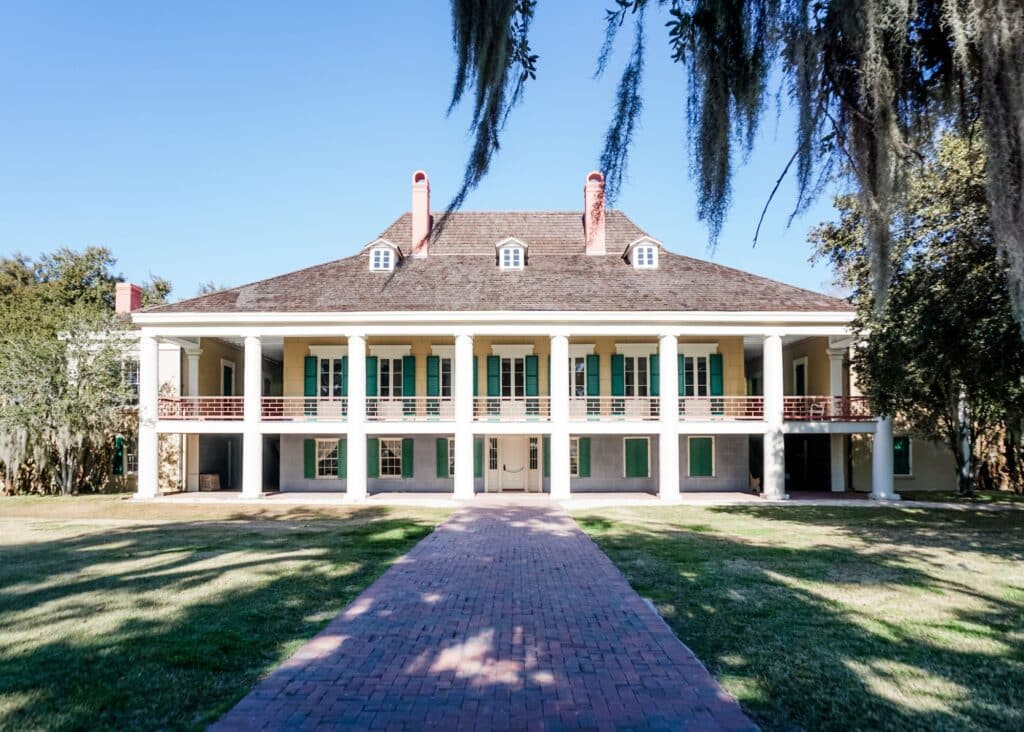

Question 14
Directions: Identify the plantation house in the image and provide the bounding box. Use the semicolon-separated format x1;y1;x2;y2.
121;171;951;500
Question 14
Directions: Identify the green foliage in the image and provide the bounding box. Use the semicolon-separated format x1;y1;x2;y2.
0;248;169;495
811;132;1024;493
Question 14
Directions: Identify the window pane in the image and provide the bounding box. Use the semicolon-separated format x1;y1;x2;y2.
380;359;390;397
448;438;455;476
569;439;579;476
332;359;343;398
685;357;694;397
316;441;339;478
502;359;511;396
638;358;648;396
514;358;524;397
488;438;498;470
697;357;707;397
392;358;403;397
529;438;538;470
441;358;452;397
625;357;635;397
380;439;402;477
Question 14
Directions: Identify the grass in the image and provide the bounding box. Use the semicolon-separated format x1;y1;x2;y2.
576;504;1024;731
0;495;449;731
902;489;1024;505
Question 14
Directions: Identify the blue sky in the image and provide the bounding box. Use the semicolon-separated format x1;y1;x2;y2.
0;1;845;300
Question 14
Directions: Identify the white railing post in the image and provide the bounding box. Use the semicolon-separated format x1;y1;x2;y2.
549;335;570;499
454;334;475;499
762;333;788;500
828;346;847;492
658;334;680;501
346;334;367;502
135;334;160;499
871;416;900;500
241;335;263;498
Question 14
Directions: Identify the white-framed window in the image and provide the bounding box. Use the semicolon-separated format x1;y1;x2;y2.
448;437;455;476
320;357;345;398
632;245;658;269
501;357;526;398
569;356;587;397
124;442;138;474
379;358;403;398
315;439;339;479
500;246;524;270
370;247;395;272
623;355;650;397
529;437;539;470
683;356;710;397
488;437;498;471
379;438;403;477
569;437;580;477
440;357;453;398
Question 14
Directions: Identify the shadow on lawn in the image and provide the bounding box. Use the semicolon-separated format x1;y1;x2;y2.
0;507;435;731
577;508;1024;731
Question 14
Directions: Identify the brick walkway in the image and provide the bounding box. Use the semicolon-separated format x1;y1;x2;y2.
212;506;755;731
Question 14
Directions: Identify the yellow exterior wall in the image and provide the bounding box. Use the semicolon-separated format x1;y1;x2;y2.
193;338;246;396
782;337;831;395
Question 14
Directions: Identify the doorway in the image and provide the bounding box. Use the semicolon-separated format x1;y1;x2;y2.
486;436;542;492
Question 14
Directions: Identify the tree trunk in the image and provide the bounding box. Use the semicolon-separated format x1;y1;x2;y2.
955;390;975;496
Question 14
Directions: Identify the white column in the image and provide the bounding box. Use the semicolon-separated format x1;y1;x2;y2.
658;335;680;501
241;335;263;498
871;416;900;500
762;334;787;500
453;334;475;499
346;334;368;502
828;347;847;492
135;334;160;499
549;335;570;499
183;348;202;492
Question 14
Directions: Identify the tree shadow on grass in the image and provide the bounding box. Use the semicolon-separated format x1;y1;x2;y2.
577;510;1024;731
0;507;438;730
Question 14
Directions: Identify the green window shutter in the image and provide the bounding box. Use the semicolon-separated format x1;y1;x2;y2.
303;439;316;479
650;354;660;397
525;355;539;397
436;437;448;478
365;356;378;397
586;355;600;396
486;356;500;396
401;438;414;478
426;356;440;396
678;354;686;396
341;356;348;397
337;438;347;479
473;356;479;396
709;353;724;396
893;436;911;475
367;438;379;478
304;356;318;397
578;437;591;478
690;437;713;477
624;438;649;478
543;436;551;477
112;435;124;475
611;354;625;396
402;355;416;396
474;437;483;477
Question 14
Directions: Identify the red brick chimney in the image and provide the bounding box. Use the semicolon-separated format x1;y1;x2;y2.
115;282;143;314
583;171;606;255
411;170;431;257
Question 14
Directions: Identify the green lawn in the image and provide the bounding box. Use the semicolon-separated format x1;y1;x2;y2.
576;505;1024;731
0;496;449;731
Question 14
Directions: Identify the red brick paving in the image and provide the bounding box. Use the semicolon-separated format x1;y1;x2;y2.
211;505;756;731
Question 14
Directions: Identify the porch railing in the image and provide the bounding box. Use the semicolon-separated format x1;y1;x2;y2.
366;396;455;421
158;396;243;420
783;396;874;421
679;396;764;420
261;397;347;421
474;396;551;421
568;396;660;421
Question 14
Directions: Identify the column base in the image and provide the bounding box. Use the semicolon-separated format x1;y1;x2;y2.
762;492;790;502
869;492;902;502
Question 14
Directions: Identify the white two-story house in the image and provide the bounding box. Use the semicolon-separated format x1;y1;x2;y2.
126;171;905;501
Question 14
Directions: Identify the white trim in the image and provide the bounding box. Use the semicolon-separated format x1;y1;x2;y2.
219;359;235;396
496;236;528;250
623;235;664;254
308;345;348;358
361;237;402;255
622;436;651;479
893;435;913;477
378;437;404;479
369;247;396;272
569;436;580;477
491;344;534;358
431;345;455;358
687;435;716;477
678;343;718;357
498;243;525;270
314;438;341;480
615;343;658;357
369;345;412;358
792;356;809;396
568;344;595;357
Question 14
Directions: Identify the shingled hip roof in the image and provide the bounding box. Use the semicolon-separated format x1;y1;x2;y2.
145;210;851;315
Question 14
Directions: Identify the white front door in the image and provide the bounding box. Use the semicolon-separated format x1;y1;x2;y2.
499;436;528;491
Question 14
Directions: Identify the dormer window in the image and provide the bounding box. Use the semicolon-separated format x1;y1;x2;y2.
501;246;524;270
370;247;395;272
633;245;657;269
496;237;527;270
